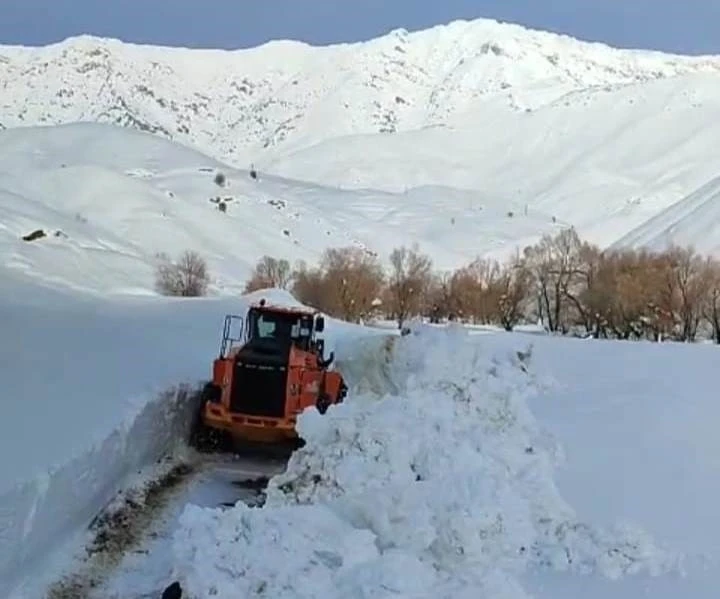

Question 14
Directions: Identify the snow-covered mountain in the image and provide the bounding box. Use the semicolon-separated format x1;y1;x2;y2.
2;18;720;168
4;18;720;293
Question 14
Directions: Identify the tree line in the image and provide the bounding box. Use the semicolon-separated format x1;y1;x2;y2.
156;227;720;343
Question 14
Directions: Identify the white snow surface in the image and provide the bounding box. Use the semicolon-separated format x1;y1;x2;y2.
2;274;719;597
167;326;717;599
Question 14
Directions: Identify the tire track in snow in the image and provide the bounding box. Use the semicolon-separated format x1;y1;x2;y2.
45;451;286;599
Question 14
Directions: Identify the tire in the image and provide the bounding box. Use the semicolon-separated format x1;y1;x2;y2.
200;381;221;404
316;393;331;415
189;382;229;453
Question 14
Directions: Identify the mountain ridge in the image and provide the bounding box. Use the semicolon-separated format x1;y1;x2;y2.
3;17;720;173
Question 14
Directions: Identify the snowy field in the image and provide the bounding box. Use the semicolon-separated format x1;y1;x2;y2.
1;268;718;598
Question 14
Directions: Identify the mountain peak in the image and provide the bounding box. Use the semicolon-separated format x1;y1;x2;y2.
1;18;719;169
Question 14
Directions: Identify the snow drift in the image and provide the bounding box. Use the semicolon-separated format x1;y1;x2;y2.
0;385;198;599
170;325;679;598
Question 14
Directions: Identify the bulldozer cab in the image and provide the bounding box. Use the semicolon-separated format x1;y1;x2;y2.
218;301;327;360
247;307;316;351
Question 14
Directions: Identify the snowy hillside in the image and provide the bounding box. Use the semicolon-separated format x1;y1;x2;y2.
0;122;567;295
611;174;720;255
266;71;720;249
4;18;720;256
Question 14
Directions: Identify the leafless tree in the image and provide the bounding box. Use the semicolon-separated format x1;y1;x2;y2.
291;260;331;313
155;250;210;297
523;227;584;332
495;253;532;331
320;247;385;322
244;255;292;293
386;244;433;328
700;256;720;343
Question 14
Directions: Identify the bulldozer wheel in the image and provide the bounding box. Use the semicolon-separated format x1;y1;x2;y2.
316;393;331;415
188;385;232;454
191;420;231;454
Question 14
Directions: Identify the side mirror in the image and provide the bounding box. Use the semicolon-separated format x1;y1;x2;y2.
315;316;325;333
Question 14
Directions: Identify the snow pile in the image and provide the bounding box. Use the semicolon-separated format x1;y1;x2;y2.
170;325;679;598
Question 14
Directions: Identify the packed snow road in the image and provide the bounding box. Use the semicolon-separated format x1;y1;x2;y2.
45;449;287;599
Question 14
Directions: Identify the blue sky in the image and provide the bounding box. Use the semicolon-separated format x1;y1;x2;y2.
2;0;719;55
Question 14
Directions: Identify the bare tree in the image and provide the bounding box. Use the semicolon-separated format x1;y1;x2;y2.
244;255;292;293
523;227;584;332
291;260;331;313
494;253;532;331
320;247;385;322
386;244;433;328
661;245;707;341
155;250;210;297
448;258;504;324
425;271;460;322
700;256;720;343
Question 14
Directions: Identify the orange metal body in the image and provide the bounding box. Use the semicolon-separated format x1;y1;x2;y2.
201;304;345;444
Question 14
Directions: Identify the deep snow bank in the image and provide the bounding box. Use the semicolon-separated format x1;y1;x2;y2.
0;277;370;598
170;325;679;598
2;386;199;599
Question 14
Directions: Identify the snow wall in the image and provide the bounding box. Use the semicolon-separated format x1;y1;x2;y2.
0;384;201;598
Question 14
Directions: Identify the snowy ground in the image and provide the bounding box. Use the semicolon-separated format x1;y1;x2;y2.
2;271;717;597
3;17;720;598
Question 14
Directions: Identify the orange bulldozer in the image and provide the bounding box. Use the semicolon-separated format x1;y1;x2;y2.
190;299;347;455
